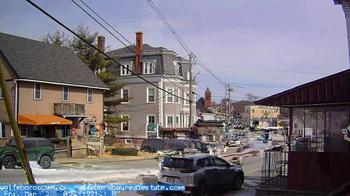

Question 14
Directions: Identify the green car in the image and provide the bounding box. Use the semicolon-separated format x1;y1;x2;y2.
0;137;55;169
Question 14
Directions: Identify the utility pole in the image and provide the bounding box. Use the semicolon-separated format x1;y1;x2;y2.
226;84;233;126
188;54;193;128
0;61;36;184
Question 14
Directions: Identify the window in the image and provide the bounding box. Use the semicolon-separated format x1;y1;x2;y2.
147;88;156;103
214;158;229;168
33;83;41;100
166;88;174;103
184;92;190;105
0;122;5;138
174;88;179;103
125;139;132;144
121;88;129;103
147;115;156;124
173;61;180;76
23;140;36;148
62;86;69;101
121;115;129;132
143;61;155;74
166;115;174;128
120;62;132;76
87;89;93;103
197;158;215;168
175;115;180;127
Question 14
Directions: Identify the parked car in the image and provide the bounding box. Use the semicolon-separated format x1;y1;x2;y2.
158;154;244;195
140;139;208;153
0;137;55;169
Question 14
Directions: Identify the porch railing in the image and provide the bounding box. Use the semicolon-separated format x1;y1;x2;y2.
54;103;85;116
261;148;288;188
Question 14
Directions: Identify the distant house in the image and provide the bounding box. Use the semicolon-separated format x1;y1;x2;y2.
0;33;108;154
232;100;254;126
105;32;196;145
242;105;280;128
194;119;226;143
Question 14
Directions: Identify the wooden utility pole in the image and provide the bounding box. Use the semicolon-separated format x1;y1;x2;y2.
226;84;233;126
0;61;36;184
188;54;193;128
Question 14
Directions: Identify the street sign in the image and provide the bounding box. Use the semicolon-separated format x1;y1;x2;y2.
147;123;157;132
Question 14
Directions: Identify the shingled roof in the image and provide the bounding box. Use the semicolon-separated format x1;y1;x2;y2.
106;44;175;57
0;32;108;90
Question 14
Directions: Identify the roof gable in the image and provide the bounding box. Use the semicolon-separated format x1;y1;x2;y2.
255;69;350;107
0;32;108;89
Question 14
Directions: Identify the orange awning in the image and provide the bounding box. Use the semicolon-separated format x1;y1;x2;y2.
18;114;72;125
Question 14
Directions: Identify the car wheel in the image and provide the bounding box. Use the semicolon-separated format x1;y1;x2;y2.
194;181;209;196
39;155;52;169
2;156;16;169
232;174;243;190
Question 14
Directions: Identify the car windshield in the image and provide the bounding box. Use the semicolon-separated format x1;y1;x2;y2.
163;157;193;169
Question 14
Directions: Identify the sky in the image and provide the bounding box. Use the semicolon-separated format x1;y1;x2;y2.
0;0;349;102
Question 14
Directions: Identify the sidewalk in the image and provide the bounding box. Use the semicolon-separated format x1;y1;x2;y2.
55;153;157;164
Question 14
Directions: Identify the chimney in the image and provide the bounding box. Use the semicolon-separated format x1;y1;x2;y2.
97;35;105;52
135;32;143;74
204;87;212;108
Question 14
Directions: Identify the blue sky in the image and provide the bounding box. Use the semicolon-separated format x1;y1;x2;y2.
0;0;348;102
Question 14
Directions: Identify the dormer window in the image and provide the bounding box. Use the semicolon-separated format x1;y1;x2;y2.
120;62;133;76
142;60;155;74
173;60;180;76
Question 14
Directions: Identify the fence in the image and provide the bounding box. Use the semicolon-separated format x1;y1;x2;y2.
261;148;288;188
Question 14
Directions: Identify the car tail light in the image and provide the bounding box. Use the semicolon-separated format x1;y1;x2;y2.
180;168;196;173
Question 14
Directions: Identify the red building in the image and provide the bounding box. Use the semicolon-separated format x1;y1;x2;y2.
256;69;350;194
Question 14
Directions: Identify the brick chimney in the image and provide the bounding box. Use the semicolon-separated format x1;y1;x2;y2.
204;87;212;108
135;32;143;74
97;35;105;52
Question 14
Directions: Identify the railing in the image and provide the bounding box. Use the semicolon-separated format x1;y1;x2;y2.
261;148;288;188
54;103;85;116
291;137;324;152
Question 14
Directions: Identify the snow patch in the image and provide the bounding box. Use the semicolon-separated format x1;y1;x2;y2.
31;167;159;184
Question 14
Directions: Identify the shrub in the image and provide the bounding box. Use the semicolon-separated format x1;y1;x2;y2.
111;148;138;156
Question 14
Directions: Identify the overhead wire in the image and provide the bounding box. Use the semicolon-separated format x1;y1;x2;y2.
24;0;189;102
145;0;229;88
72;0;193;99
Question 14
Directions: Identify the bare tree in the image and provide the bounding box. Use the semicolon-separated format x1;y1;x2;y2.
246;93;259;101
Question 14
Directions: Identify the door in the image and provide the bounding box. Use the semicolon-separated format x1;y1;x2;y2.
200;157;219;187
214;157;233;186
23;140;37;161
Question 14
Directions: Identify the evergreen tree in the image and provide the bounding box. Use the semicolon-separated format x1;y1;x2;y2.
43;26;127;136
42;31;70;47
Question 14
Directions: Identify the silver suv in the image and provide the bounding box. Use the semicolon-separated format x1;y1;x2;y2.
158;154;244;195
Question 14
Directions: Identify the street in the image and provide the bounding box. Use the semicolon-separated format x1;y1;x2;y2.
0;138;268;195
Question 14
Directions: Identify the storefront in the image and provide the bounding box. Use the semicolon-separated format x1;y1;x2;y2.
18;114;72;138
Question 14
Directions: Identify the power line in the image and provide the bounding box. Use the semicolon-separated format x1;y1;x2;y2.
72;0;191;97
25;0;189;102
145;0;193;55
219;65;328;75
145;0;227;88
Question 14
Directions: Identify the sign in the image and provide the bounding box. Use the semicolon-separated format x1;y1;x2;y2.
147;123;157;132
147;123;158;138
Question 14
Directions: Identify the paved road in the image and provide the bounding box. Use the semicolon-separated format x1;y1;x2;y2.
0;139;267;195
